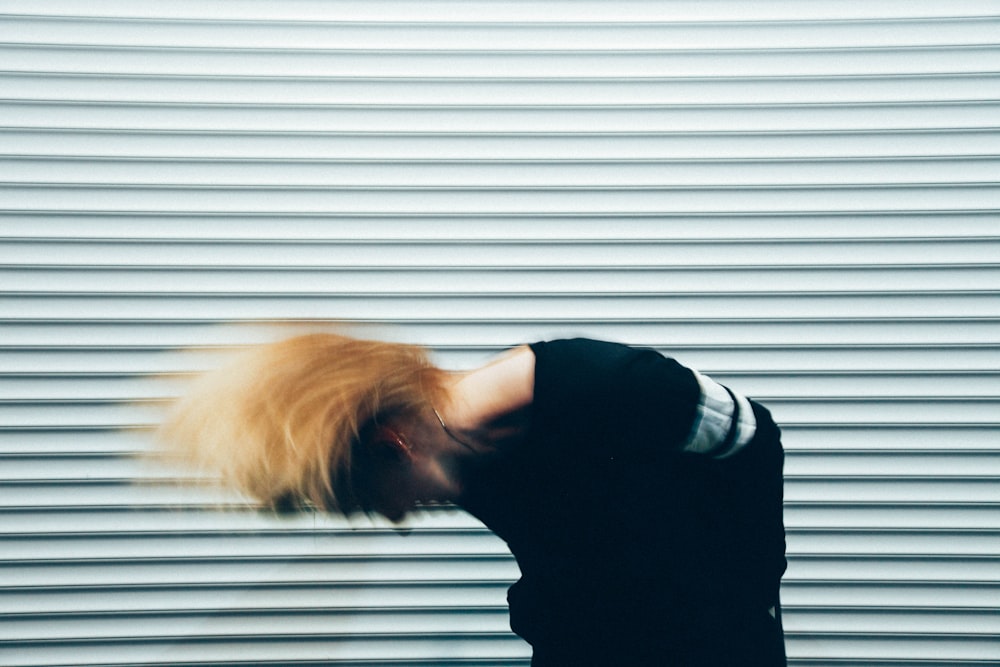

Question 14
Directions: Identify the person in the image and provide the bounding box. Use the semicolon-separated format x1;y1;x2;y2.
159;332;787;666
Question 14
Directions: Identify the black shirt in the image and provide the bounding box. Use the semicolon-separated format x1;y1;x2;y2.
459;339;787;666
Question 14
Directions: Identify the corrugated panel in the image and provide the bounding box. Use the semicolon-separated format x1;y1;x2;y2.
0;1;998;665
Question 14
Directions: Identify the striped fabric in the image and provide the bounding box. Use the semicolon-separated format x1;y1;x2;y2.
684;370;757;459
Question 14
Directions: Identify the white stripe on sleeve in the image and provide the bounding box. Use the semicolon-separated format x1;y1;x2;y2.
683;370;757;459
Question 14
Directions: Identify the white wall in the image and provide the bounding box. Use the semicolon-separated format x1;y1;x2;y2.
1;2;998;665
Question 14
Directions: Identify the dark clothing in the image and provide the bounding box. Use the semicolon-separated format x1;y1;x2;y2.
458;338;787;666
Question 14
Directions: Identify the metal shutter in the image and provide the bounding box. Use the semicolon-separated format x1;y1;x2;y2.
1;1;998;665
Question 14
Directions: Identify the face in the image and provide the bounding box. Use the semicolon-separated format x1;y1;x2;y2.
350;424;446;523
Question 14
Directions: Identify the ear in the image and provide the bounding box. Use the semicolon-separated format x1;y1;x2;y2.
367;425;413;467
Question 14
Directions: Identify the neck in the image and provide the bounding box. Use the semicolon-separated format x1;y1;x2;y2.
435;348;535;455
432;405;479;453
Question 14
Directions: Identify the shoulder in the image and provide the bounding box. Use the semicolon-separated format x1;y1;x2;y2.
530;337;698;417
530;338;684;384
529;337;641;371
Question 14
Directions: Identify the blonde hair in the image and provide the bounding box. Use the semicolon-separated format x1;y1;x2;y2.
157;333;445;513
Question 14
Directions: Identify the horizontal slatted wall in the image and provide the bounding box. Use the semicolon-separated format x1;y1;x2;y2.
1;1;999;665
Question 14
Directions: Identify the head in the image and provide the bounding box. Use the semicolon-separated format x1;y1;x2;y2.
157;332;448;518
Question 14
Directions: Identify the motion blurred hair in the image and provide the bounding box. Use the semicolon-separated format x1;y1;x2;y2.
157;333;446;514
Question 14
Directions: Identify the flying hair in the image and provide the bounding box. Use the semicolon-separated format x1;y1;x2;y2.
157;332;446;514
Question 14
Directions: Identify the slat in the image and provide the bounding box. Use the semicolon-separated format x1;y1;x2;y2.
1;294;997;322
0;319;996;349
0;560;519;589
0;636;532;667
4;156;1000;187
2;266;999;294
1;238;999;266
4;14;1000;50
3;183;998;214
5;72;1000;106
3;0;999;22
786;479;1000;505
7;44;1000;79
1;215;998;239
0;610;518;641
0;531;513;561
0;582;517;615
3;106;1000;133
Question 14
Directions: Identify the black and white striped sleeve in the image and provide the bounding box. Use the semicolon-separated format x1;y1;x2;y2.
682;370;757;459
